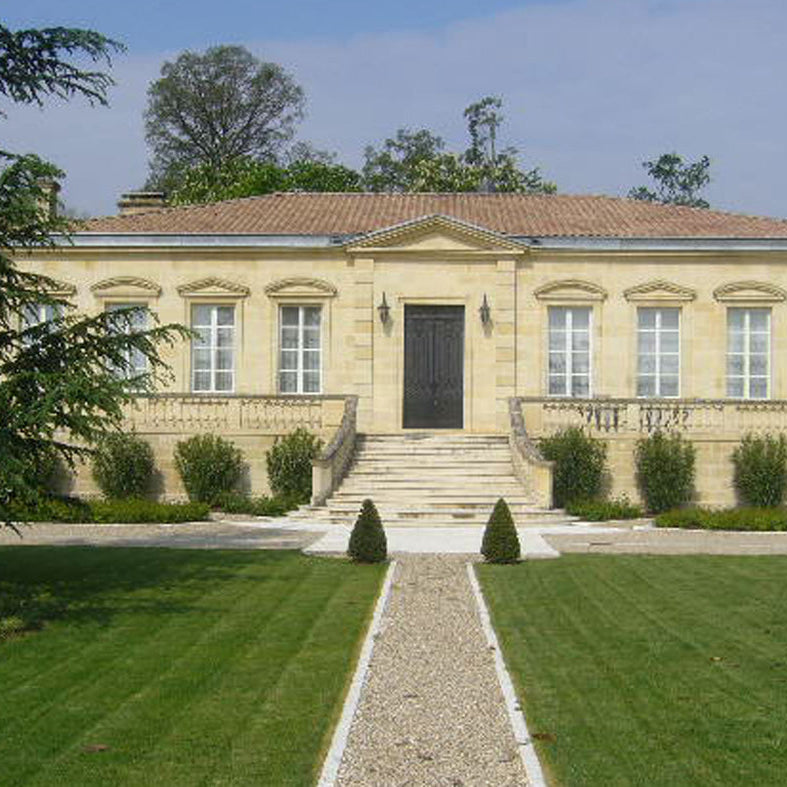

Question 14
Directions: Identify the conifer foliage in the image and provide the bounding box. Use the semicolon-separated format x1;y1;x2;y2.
481;498;521;564
347;499;387;563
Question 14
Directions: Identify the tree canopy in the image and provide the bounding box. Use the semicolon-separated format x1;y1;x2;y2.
362;97;556;194
145;45;305;190
0;23;188;518
628;152;711;208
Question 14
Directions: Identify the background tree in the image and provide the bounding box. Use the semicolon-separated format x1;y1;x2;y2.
169;157;362;205
0;23;188;520
362;128;445;192
628;152;711;208
363;97;555;194
144;45;305;191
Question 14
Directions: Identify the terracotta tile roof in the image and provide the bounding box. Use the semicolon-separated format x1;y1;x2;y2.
80;192;787;238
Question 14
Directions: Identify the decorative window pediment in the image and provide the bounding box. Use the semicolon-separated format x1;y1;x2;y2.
264;277;337;298
624;280;696;302
345;214;527;256
177;277;249;299
534;279;607;302
714;281;786;303
91;276;161;299
41;278;76;297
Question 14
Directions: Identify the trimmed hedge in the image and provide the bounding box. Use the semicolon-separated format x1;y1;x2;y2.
175;434;244;504
481;498;521;563
92;432;155;499
566;496;644;521
3;496;209;524
539;427;607;507
266;428;323;504
213;490;300;517
732;433;787;507
655;506;787;531
635;431;695;513
347;499;387;563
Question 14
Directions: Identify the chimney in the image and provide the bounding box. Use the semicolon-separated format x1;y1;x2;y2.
117;191;167;216
37;177;61;220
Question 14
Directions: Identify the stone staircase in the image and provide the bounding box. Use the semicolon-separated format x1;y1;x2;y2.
288;432;575;528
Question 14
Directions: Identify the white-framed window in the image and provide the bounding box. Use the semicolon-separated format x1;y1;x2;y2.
279;305;322;394
191;304;235;393
22;302;62;328
637;308;680;397
106;302;148;380
548;306;591;396
727;307;770;399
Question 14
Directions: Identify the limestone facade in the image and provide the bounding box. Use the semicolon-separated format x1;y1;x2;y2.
19;193;787;506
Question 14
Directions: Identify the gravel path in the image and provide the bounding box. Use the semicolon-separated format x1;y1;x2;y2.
336;555;529;787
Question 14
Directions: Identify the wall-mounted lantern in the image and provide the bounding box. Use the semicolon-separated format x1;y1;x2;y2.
479;293;491;325
378;292;391;325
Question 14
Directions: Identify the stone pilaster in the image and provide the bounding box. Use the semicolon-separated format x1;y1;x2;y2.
494;258;517;430
352;257;375;429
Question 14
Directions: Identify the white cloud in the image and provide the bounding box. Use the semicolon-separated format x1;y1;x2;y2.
4;0;786;218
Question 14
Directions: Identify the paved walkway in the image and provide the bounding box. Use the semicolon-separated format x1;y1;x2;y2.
335;555;529;787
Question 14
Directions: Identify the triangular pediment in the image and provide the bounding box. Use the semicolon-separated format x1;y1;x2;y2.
345;214;527;256
624;280;696;302
265;277;337;298
714;281;786;303
534;279;607;302
91;276;162;299
177;277;250;298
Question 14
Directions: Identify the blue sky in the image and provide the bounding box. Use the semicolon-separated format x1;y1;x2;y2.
3;0;787;219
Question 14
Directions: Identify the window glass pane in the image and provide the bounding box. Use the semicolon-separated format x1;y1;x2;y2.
193;349;211;370
638;309;657;329
548;354;566;375
661;355;679;375
216;349;233;370
727;378;744;397
750;310;769;332
214;372;233;392
548;308;566;329
727;355;745;375
303;330;320;349
548;377;566;396
660;309;679;329
637;377;656;397
280;350;298;370
216;328;233;347
728;332;745;353
750;333;768;353
661;332;679;353
216;306;234;326
728;309;745;330
548;331;565;351
571;376;589;396
572;308;590;329
281;327;298;349
661;377;679;397
281;306;299;326
303;351;320;370
639;355;656;374
279;371;297;393
192;305;212;325
750;378;768;399
303;307;321;327
193;371;211;391
750;355;768;376
638;332;656;354
303;372;320;393
571;352;589;374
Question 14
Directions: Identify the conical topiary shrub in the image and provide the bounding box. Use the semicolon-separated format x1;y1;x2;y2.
347;499;387;563
481;498;521;564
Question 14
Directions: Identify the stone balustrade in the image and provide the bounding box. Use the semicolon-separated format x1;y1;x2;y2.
123;394;347;436
516;397;787;438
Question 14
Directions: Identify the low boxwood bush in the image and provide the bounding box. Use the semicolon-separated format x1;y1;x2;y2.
266;428;323;504
481;498;521;563
3;496;209;524
174;434;244;504
732;433;787;507
92;432;155;499
655;506;787;531
635;431;695;513
213;490;299;517
566;496;644;521
347;499;387;563
539;427;607;507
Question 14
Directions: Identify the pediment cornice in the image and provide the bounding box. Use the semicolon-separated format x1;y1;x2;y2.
177;277;250;298
624;280;696;302
714;281;786;303
533;279;608;302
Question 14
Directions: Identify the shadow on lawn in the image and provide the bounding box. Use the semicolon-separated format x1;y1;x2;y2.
0;545;294;637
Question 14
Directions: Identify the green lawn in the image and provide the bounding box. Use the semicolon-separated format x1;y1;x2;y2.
478;555;787;787
0;547;385;786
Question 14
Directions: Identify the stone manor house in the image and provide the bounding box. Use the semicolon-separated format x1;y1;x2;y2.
20;191;787;514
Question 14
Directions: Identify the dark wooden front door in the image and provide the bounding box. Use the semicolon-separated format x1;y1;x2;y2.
403;305;464;428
